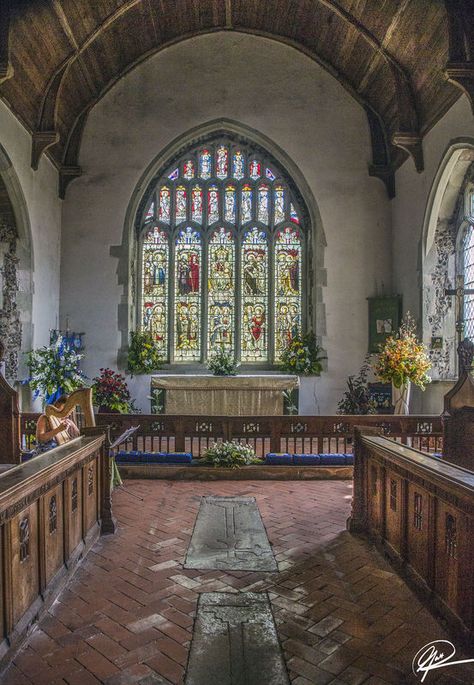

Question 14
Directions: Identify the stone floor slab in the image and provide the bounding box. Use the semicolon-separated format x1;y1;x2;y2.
184;496;277;571
185;592;289;685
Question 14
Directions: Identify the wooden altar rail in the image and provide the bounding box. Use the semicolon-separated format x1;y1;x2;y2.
14;413;443;458
0;433;114;667
350;428;474;642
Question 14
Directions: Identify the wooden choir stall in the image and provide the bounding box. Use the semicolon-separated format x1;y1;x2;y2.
0;383;115;668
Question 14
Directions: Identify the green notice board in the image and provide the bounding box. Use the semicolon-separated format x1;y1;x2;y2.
368;295;402;353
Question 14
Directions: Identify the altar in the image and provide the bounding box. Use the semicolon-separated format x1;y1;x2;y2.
152;375;299;416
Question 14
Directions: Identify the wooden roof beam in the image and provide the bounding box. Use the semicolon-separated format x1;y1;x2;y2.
390;66;423;172
366;107;395;199
0;0;14;85
58;110;87;199
31;63;68;170
444;0;474;115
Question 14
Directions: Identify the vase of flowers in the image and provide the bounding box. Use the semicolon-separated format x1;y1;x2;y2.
206;348;240;376
127;330;163;376
92;368;132;413
373;313;431;415
279;332;325;376
24;335;86;405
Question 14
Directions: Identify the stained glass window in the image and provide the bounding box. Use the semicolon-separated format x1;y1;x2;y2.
224;185;236;223
159;186;171;224
145;200;155;222
241;228;268;362
139;138;307;364
142;227;168;355
463;222;474;341
233;151;244;180
199;149;212;179
191;185;203;223
208;228;235;355
175;228;201;361
208;185;219;224
216;146;228;180
183;160;195;179
241;185;252;223
175;185;187;222
275;227;302;359
274;185;285;224
257;185;269;223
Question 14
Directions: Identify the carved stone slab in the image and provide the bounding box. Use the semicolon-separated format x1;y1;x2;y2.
184;496;277;571
185;593;289;685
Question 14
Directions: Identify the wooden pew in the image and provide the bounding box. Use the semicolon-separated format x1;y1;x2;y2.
0;375;20;465
350;427;474;644
442;339;474;470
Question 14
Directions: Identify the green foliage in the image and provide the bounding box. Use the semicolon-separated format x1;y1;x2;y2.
338;359;377;415
206;348;240;376
92;368;133;413
127;330;163;376
25;336;86;405
279;332;326;376
202;441;261;468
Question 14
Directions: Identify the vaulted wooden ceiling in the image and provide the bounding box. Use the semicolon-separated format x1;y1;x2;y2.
0;0;473;198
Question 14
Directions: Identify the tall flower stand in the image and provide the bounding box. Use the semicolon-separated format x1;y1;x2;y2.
392;381;411;415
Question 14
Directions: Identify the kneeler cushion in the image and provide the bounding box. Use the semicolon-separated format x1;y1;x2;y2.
265;453;293;465
319;454;349;465
115;451;192;464
293;454;321;465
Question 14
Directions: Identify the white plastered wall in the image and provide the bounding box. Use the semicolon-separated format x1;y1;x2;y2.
392;95;474;413
0;99;62;400
60;32;391;414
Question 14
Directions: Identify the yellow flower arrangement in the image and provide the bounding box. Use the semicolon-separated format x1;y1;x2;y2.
374;313;431;390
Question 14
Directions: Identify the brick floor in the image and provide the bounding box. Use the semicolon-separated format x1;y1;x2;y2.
4;480;474;685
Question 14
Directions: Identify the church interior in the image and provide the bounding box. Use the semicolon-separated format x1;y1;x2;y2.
0;0;474;683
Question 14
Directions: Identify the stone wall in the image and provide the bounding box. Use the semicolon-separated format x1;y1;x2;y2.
0;99;62;394
60;31;391;414
392;95;474;413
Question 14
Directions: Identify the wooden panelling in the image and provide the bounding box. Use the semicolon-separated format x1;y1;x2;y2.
42;485;64;585
406;483;431;581
351;430;474;641
0;1;461;179
9;502;39;626
0;433;111;667
65;472;83;557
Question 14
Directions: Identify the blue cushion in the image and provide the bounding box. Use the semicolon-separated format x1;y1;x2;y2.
345;454;354;465
157;452;192;464
319;454;348;466
115;451;192;464
265;453;293;465
293;454;321;465
432;453;442;459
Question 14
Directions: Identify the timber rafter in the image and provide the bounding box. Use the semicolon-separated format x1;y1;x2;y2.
0;0;461;195
444;0;474;115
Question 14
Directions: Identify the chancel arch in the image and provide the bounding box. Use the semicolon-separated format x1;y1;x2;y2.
122;121;325;370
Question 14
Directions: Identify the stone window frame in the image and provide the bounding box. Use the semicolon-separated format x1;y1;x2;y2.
135;133;311;369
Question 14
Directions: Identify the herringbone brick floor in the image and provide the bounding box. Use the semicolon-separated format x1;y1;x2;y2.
3;480;474;685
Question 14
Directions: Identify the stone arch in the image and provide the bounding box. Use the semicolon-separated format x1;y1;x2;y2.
421;138;474;380
0;143;33;381
116;118;326;368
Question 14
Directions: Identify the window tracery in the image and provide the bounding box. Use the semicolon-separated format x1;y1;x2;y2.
139;139;307;364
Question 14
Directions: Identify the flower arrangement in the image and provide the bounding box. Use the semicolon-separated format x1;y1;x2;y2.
374;313;432;390
338;359;377;415
91;368;132;413
279;332;326;376
25;335;86;404
206;348;240;376
202;441;261;468
127;330;163;375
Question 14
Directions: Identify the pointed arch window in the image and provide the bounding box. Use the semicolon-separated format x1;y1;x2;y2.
138;138;307;365
462;190;474;341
